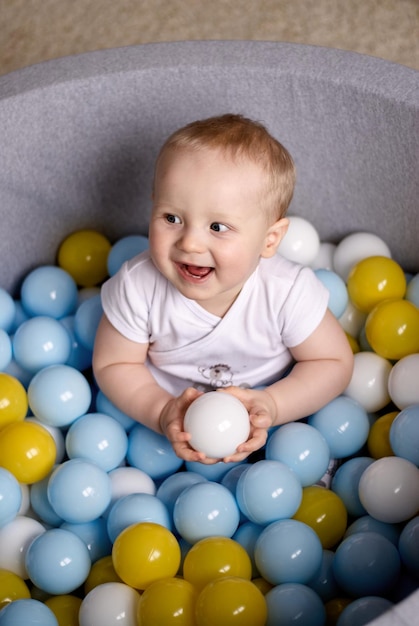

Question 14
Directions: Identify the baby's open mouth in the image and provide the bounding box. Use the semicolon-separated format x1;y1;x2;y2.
180;264;213;279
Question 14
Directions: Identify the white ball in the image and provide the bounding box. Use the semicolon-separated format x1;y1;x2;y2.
344;351;392;413
79;582;140;626
333;232;391;282
388;354;419;409
310;242;336;270
184;392;250;459
338;300;367;338
277;216;320;265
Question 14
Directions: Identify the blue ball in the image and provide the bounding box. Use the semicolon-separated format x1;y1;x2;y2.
314;268;348;319
185;460;242;481
0;467;22;527
0;599;59;626
13;316;72;373
389;404;419;465
107;493;172;542
344;515;401;546
173;481;240;544
308;396;370;459
307;549;340;602
331;456;374;517
333;532;401;597
30;471;64;527
265;583;326;626
156;471;208;519
95;390;137;431
74;294;103;351
0;288;16;333
28;364;92;427
336;596;393;626
233;521;264;578
20;265;78;319
266;422;330;487
406;273;419;307
107;235;149;276
25;527;91;594
59;315;93;371
0;330;12;371
127;423;183;480
65;412;128;472
236;460;302;524
61;518;112;563
255;519;323;585
398;515;419;577
47;458;111;523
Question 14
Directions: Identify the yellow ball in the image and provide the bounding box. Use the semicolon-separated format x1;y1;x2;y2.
183;536;252;591
0;569;31;609
112;522;181;590
0;421;56;483
251;577;273;596
293;486;347;549
368;411;398;459
45;594;82;626
84;555;123;595
324;597;352;626
0;373;28;428
347;256;406;313
137;577;197;626
365;299;419;360
195;577;267;626
345;332;360;354
57;229;111;287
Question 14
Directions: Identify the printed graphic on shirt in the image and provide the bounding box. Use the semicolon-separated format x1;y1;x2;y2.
198;364;234;388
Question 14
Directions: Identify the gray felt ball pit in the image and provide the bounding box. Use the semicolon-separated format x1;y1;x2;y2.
0;41;418;623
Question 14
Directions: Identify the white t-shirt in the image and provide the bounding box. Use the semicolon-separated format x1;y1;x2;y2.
101;251;329;395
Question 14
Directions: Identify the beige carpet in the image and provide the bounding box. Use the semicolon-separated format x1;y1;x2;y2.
1;0;419;77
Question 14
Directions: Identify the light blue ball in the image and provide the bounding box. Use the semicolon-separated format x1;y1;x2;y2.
30;471;64;527
333;531;401;597
0;467;22;527
307;549;340;602
344;515;401;546
127;423;183;480
59;315;93;371
65;412;128;472
233;521;264;578
0;288;16;333
236;460;302;524
95;390;137;431
61;518;112;563
265;583;326;626
20;265;78;319
47;458;111;523
12;316;72;373
173;481;240;544
25;528;91;594
28;364;92;427
389;404;419;465
107;493;172;543
336;596;393;626
254;519;323;585
314;268;348;319
185;460;242;481
74;294;103;351
0;599;59;626
398;515;419;577
156;471;208;518
266;422;330;487
107;235;149;276
406;273;419;307
0;330;12;371
331;456;374;517
308;396;370;459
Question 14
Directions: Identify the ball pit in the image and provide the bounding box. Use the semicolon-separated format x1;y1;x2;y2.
0;40;418;625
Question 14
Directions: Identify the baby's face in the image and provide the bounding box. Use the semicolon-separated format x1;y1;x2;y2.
149;147;286;317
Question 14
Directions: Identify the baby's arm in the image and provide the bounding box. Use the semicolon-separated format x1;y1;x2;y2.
222;309;354;461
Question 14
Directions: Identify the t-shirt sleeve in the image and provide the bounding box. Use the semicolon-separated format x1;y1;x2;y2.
280;266;330;348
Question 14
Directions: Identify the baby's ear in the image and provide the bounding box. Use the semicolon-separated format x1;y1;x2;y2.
261;217;289;258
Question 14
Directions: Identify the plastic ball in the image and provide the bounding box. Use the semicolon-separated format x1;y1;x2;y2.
388;354;419;409
310;241;336;270
25;528;91;594
0;373;28;428
0;569;31;609
185;459;240;481
84;555;123;594
389;404;419;465
365;299;419;360
307;549;340;603
314;268;348;318
30;472;64;527
79;582;140;626
45;595;82;626
106;467;156;514
277;216;320;265
184;391;250;459
107;493;171;543
336;596;393;626
0;468;22;527
333;532;400;597
0;331;12;371
358;456;419;523
331;457;374;517
61;518;112;563
74;294;103;351
265;583;326;626
0;598;59;626
95;390;137;431
59;315;93;371
195;577;267;626
406;272;419;306
65;412;128;472
156;471;206;518
112;522;181;590
367;411;398;458
173;481;240;544
137;577;197;626
345;515;401;547
12;315;72;373
28;364;92;428
233;521;264;578
57;229;112;287
126;423;183;481
107;235;149;276
0;421;56;484
266;422;330;487
398;515;419;577
292;486;347;549
254;519;323;585
308;396;369;459
333;232;391;282
183;536;252;591
48;458;112;523
338;300;367;339
0;289;16;333
343;351;392;412
235;460;302;524
20;265;78;319
0;516;46;578
346;255;406;313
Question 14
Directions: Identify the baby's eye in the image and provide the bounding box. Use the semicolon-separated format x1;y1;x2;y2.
210;222;229;233
165;214;181;224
